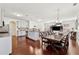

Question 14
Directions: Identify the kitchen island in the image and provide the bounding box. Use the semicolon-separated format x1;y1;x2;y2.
0;32;12;55
28;31;40;41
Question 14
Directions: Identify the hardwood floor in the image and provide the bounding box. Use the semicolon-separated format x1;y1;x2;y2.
68;39;79;55
12;36;42;55
12;36;79;55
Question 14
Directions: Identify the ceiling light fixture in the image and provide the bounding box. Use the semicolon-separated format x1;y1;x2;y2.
55;8;62;25
16;14;22;16
13;13;23;17
56;8;60;23
38;19;42;22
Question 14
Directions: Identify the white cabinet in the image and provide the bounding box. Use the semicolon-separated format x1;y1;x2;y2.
0;36;12;55
28;31;39;40
17;31;26;36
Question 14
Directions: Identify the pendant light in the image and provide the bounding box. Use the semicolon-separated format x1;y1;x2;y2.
56;8;59;23
55;8;61;25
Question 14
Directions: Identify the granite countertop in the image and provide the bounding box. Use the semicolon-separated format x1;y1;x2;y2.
0;33;9;37
0;31;8;33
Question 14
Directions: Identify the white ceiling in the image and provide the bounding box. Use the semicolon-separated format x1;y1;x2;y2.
0;3;79;22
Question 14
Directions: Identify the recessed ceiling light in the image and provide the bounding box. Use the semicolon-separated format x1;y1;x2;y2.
13;13;23;17
16;14;22;16
38;19;42;22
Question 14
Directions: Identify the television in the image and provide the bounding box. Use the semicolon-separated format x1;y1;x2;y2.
51;26;63;31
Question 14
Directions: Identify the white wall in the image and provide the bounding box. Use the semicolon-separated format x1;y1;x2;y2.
63;20;76;29
43;17;77;32
62;17;77;31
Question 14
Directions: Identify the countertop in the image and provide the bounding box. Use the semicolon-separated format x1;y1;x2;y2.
0;32;9;37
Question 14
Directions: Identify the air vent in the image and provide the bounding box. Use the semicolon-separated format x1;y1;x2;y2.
73;3;77;6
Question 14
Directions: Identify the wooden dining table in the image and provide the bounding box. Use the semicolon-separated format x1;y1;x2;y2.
42;34;65;43
41;32;70;49
41;32;70;55
41;31;70;42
